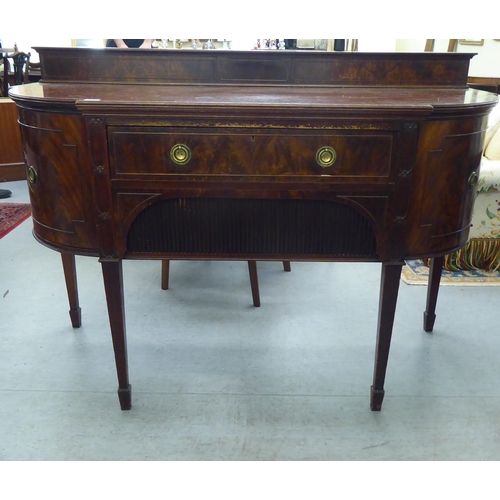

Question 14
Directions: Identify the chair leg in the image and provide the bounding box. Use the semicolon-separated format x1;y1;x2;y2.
423;256;444;333
161;259;277;308
61;253;81;328
247;261;261;307
161;260;170;290
283;261;291;272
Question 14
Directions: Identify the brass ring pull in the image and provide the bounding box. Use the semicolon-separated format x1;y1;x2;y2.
316;146;337;168
27;165;38;186
468;171;479;189
170;144;192;166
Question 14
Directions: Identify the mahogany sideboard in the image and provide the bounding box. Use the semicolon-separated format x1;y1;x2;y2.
9;47;498;411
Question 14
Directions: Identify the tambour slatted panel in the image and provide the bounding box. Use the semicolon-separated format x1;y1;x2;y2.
127;198;377;258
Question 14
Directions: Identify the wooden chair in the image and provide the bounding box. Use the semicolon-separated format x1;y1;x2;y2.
59;255;293;330
161;260;291;307
1;45;40;97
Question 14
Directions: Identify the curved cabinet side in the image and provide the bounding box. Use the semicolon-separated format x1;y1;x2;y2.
406;114;488;258
18;108;99;254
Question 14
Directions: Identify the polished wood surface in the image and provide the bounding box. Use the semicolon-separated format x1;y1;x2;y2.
468;76;500;94
34;47;473;87
9;48;499;411
0;98;25;181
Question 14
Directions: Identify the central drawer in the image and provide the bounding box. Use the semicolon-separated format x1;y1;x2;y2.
108;126;394;178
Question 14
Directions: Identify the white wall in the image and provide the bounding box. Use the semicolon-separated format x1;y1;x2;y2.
357;39;398;52
395;39;427;52
454;39;500;77
395;39;500;77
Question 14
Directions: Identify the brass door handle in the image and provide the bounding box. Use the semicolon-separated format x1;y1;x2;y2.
468;171;479;189
316;146;337;168
170;144;192;166
27;165;38;185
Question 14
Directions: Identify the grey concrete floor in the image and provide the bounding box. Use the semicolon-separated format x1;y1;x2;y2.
1;180;500;461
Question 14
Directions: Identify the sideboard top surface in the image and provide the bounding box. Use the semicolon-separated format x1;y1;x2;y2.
8;48;498;119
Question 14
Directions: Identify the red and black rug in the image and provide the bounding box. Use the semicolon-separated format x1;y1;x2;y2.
0;202;31;239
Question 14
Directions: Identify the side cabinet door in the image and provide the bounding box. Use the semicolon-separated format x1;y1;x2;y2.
18;109;99;253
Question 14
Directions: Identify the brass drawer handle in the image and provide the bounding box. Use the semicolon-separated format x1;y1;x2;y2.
316;146;337;168
468;171;479;189
27;165;38;186
170;144;192;166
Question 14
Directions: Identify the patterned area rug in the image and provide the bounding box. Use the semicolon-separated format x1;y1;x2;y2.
402;259;500;286
0;202;31;239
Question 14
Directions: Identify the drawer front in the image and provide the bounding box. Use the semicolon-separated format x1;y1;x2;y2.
108;127;394;178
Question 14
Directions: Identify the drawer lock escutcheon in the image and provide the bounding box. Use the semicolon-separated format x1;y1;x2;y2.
170;144;192;166
27;165;38;186
316;146;337;168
